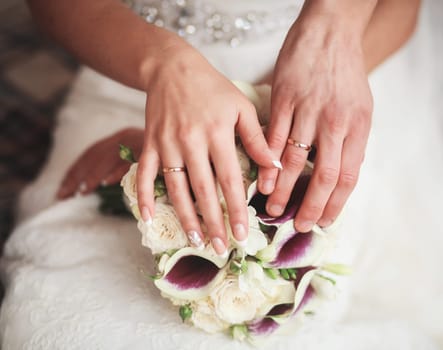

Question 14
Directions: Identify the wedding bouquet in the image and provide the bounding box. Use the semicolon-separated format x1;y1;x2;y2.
119;83;349;342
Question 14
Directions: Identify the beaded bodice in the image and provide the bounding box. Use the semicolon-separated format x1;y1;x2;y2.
123;0;301;47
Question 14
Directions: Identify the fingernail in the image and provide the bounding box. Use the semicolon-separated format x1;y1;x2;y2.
297;221;314;232
233;223;247;242
141;206;153;226
268;204;283;216
262;179;274;194
78;181;87;193
237;237;248;248
211;237;227;258
187;231;204;250
318;219;333;228
272;160;283;170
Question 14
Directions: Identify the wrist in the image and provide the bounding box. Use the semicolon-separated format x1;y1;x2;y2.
299;0;377;39
139;35;200;92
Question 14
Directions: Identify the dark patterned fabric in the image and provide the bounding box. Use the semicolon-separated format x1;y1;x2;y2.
0;1;79;251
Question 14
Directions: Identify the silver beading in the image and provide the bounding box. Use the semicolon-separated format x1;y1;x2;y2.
123;0;299;47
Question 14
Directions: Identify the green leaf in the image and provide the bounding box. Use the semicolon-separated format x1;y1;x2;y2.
248;162;258;181
258;222;271;233
148;274;161;281
165;249;179;257
179;304;193;322
229;259;248;275
279;268;290;280
316;274;336;285
119;144;136;163
322;263;352;276
229;324;249;341
154;175;167;197
96;184;131;217
287;268;297;280
263;267;279;280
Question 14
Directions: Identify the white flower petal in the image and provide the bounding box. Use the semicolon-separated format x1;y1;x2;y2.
191;299;229;333
211;277;265;324
138;202;188;255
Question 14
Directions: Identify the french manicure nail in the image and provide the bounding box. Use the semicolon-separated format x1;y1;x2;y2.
141;206;153;226
237;237;248;248
319;219;333;228
211;237;227;257
272;160;283;170
78;181;87;193
298;221;314;232
233;223;247;242
187;230;204;250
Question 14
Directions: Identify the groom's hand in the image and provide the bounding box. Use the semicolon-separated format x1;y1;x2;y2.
57;128;144;199
258;0;375;232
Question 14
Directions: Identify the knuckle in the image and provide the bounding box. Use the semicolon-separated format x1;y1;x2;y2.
193;180;212;199
324;112;346;135
176;124;200;145
242;130;263;150
338;171;359;189
268;131;288;150
324;203;341;219
316;167;339;186
218;172;240;192
300;203;323;220
283;151;306;171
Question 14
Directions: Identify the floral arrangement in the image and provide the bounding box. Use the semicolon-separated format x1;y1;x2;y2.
118;83;349;342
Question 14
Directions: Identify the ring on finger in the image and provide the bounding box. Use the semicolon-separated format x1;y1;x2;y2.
287;138;312;151
162;166;186;173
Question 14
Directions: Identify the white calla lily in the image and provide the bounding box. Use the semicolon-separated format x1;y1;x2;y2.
256;221;329;268
154;246;229;301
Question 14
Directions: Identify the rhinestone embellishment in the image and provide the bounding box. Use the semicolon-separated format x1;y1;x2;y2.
123;0;299;47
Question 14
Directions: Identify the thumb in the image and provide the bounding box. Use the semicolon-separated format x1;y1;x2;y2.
237;108;282;171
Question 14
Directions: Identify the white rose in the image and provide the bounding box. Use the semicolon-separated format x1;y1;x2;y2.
121;163;138;205
238;261;295;317
138;203;188;254
211;277;265;324
191;299;229;333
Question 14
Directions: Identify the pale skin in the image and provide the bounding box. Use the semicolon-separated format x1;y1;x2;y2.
29;0;421;256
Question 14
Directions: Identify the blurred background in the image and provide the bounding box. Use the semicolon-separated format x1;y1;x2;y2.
0;0;78;249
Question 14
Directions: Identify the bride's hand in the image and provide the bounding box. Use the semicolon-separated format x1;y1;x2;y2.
258;1;374;232
57;128;144;199
137;44;278;256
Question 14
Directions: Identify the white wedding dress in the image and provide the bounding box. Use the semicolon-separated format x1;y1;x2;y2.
1;0;442;349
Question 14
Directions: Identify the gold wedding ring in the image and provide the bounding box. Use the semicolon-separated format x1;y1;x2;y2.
287;138;312;151
162;166;186;173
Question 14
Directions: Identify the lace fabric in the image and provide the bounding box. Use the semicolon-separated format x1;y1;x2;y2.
1;0;443;348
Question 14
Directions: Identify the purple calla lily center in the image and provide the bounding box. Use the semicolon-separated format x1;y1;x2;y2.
249;175;311;225
248;304;293;335
249;281;316;336
270;232;314;268
165;256;220;290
